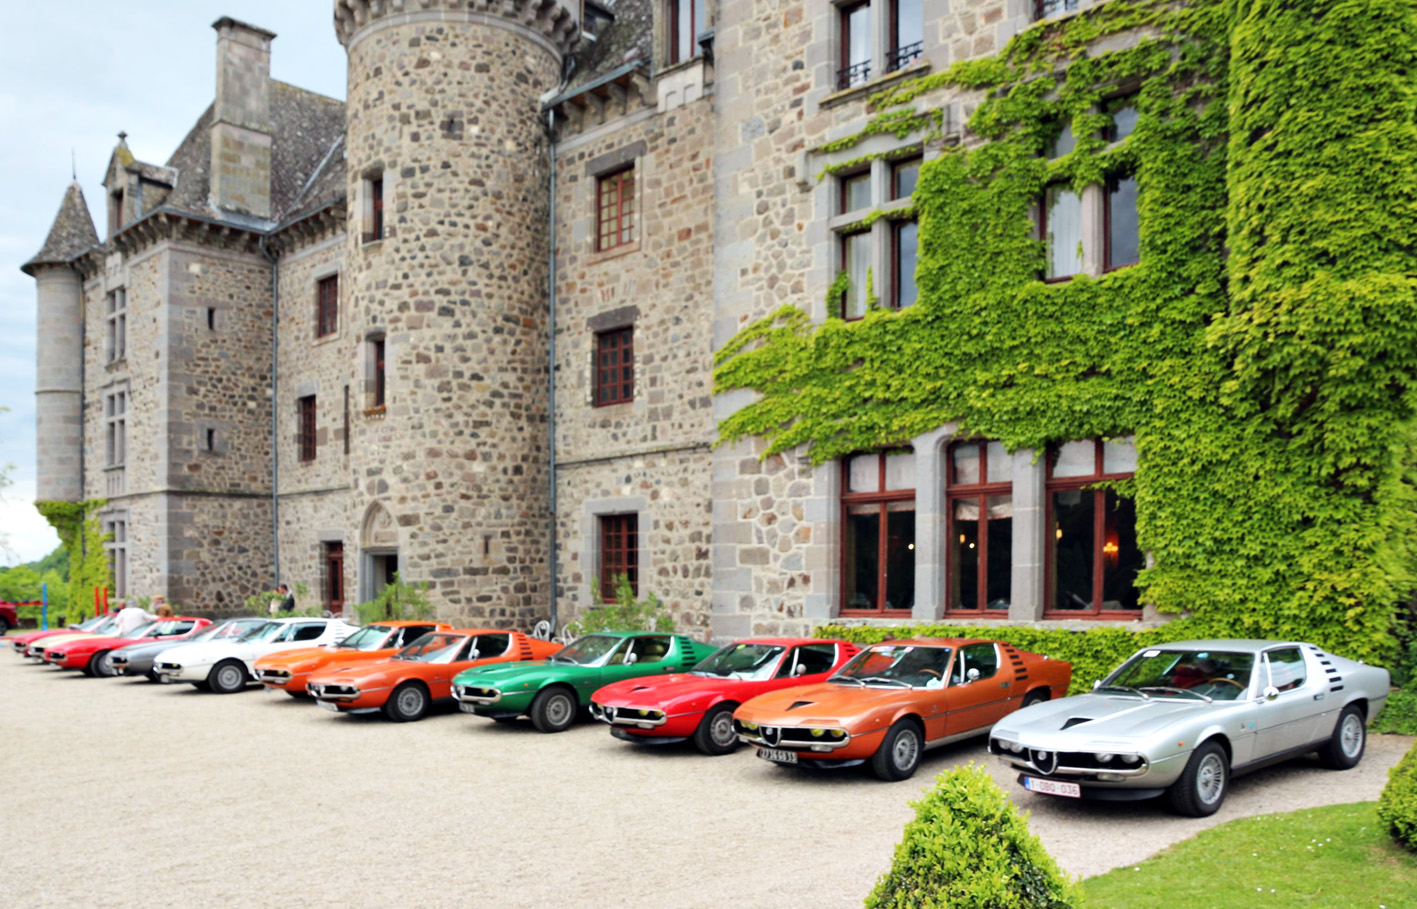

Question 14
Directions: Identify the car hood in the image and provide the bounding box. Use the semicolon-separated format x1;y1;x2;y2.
33;632;109;648
594;673;742;711
451;660;575;687
992;692;1224;745
255;646;338;673
736;681;928;727
161;640;296;665
113;638;191;659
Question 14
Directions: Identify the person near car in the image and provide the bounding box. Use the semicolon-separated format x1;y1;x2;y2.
113;600;158;635
154;596;174;619
271;584;295;614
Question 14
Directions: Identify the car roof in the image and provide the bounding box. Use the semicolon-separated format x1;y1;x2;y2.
576;630;682;638
733;637;838;647
1140;639;1307;655
369;619;450;627
877;637;990;648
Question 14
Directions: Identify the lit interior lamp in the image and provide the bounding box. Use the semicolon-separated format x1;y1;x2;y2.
907;543;915;551
1055;528;1063;540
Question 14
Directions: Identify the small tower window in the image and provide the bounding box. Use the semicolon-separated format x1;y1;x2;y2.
596;167;635;252
106;289;127;362
363;174;385;243
317;275;339;337
594;327;634;406
298;395;317;462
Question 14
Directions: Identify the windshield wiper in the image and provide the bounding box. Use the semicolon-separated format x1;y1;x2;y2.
1140;686;1212;703
860;676;909;688
1097;684;1149;699
831;676;866;686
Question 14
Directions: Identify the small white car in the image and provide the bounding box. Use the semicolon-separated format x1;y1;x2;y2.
154;617;355;694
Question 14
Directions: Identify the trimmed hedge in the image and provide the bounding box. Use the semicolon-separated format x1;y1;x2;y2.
1377;738;1417;851
866;763;1079;909
1373;688;1417;735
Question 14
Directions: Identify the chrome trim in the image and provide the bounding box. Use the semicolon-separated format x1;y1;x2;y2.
991;740;1152;778
255;669;292;683
733;721;852;751
307;682;360;701
590;702;667;728
452;685;502;705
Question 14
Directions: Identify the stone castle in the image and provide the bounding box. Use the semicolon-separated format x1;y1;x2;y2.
24;0;1153;639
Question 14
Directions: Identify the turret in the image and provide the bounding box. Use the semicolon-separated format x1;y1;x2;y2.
21;181;98;503
333;0;578;620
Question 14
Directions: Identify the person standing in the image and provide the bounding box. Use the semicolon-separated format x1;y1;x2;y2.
276;584;295;614
153;595;174;618
114;600;158;635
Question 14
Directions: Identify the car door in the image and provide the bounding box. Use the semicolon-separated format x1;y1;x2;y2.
944;643;1015;734
767;643;839;693
1254;647;1323;756
427;636;478;698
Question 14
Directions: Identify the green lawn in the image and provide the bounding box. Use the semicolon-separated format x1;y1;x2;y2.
1083;803;1416;908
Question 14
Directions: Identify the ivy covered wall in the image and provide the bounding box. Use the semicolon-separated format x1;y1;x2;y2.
714;0;1417;661
35;500;112;625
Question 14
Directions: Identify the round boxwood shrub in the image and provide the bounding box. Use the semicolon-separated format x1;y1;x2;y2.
866;763;1079;908
1377;737;1417;851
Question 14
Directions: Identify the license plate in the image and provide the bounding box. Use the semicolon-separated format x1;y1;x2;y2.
1024;777;1080;798
317;700;339;712
458;703;479;714
757;748;798;765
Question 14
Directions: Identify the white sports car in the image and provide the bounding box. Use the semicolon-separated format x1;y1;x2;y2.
988;639;1390;817
154;617;355;694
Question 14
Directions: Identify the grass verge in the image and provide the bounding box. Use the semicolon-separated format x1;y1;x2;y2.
1083;802;1416;908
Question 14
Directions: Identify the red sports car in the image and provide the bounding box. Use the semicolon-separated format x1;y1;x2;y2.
44;617;212;677
589;638;861;755
8;615;116;655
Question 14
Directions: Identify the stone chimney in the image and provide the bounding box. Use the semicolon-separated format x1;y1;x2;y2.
209;17;276;219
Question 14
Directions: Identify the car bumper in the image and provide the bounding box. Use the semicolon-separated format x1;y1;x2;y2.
49;652;91;669
988;737;1190;790
735;722;881;761
456;688;536;716
113;654;156;675
307;682;392;710
588;701;696;736
154;662;214;683
257;671;311;693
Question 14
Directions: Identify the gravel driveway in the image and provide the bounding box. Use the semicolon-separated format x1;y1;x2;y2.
1;653;1409;907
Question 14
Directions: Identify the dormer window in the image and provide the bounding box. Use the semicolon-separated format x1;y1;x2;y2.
108;189;124;236
667;0;707;65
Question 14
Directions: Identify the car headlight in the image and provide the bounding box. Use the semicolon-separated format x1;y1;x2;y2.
1120;753;1141;764
743;722;759;731
1098;753;1114;763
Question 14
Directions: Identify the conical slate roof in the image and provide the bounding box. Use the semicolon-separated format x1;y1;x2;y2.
21;181;98;276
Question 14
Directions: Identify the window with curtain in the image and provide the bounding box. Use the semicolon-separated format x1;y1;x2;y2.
947;440;1013;614
1045;438;1144;616
839;1;872;89
1041;184;1085;280
842;450;916;615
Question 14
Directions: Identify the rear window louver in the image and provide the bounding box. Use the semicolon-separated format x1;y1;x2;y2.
1306;644;1345;692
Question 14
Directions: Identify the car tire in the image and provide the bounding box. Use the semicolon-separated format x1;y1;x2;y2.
89;651;118;678
871;720;924;782
1167;740;1229;817
383;682;431;722
1317;704;1366;770
286;689;312;699
491;716;518;725
145;670;161;683
1022;689;1049;709
693;702;740;756
0;618;10;636
208;660;248;695
191;680;211;691
530;686;578;734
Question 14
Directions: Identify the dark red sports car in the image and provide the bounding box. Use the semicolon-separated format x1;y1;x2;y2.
589;638;861;755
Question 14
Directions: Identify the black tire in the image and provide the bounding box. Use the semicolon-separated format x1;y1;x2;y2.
191;680;211;691
871;720;924;782
1022;689;1049;709
1316;704;1366;770
286;690;312;699
89;651;118;678
0;618;10;635
1167;740;1229;817
208;660;248;695
693;702;740;756
383;682;430;722
530;686;578;734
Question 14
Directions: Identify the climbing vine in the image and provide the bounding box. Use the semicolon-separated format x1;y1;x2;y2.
36;500;112;625
714;0;1417;662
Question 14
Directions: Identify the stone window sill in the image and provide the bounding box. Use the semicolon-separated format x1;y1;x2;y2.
363;405;387;419
820;61;931;111
588;239;641;265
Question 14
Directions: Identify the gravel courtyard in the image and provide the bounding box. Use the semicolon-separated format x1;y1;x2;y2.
1;652;1409;908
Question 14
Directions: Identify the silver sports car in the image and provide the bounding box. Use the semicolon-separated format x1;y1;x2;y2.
988;639;1390;816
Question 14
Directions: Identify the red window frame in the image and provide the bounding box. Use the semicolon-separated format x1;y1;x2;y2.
838;1;872;89
324;542;344;611
944;441;1012;616
370;177;384;241
594;327;634;406
840;452;915;618
667;0;699;66
372;338;387;408
600;514;638;601
1043;439;1140;618
890;218;918;310
298;395;317;462
596;167;635;252
316;275;339;337
1103;172;1139;272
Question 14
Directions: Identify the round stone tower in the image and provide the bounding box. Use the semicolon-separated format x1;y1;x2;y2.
334;0;578;623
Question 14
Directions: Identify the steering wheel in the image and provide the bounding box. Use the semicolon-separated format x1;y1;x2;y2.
917;669;942;679
1202;677;1245;690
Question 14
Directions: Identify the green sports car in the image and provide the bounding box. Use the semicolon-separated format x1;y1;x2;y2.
452;631;718;733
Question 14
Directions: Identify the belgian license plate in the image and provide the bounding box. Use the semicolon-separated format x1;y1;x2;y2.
757;748;798;765
317;700;339;712
458;703;479;714
1024;777;1081;798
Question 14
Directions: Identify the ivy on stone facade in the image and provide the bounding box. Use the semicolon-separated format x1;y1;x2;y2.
35;500;112;625
714;0;1417;662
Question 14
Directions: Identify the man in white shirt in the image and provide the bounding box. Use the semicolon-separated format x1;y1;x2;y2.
113;600;157;635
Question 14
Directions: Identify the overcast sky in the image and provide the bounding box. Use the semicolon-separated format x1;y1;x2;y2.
0;2;347;565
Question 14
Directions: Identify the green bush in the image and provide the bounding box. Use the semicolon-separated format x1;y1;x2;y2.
866;763;1079;909
1377;738;1417;852
354;573;433;625
1373;688;1417;736
567;575;675;637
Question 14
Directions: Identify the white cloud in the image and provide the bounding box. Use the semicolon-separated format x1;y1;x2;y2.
0;479;60;566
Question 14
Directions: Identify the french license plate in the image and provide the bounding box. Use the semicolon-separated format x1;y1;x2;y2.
1024;777;1081;798
458;703;479;714
757;748;798;765
317;700;339;712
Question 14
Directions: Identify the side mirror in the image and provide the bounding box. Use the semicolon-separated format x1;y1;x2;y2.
625;652;639;665
469;649;480;661
966;667;981;683
1263;686;1279;701
793;663;809;676
1092;679;1102;690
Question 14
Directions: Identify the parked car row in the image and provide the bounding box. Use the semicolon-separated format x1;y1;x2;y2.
8;616;1389;816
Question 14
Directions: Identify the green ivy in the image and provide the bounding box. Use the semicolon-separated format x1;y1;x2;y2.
1377;738;1417;851
35;500;112;626
715;0;1417;664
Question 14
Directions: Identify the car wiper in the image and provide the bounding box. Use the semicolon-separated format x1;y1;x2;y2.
1140;686;1212;703
831;676;866;686
860;676;909;688
1097;684;1149;699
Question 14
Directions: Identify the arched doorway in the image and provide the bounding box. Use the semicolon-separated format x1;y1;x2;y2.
359;501;401;604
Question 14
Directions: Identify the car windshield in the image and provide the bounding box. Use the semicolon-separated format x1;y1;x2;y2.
143;620;190;637
1105;649;1255;701
90;616;121;634
196;620;263;642
128;622;160;638
74;616;108;632
395;633;466;663
692;643;785;680
237;622;285;643
337;625;394;651
550;635;623;666
832;644;951;689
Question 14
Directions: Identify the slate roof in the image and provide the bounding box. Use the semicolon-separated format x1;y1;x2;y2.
22;182;99;275
161;81;346;224
564;0;652;94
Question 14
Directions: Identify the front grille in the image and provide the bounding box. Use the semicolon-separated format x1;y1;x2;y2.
734;720;849;750
257;669;291;682
155;662;180;672
309;683;358;700
453;685;500;704
111;654;128;666
599;705;665;726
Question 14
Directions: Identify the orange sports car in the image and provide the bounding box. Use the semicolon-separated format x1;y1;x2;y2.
253;620;452;697
733;638;1071;781
305;628;562;722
